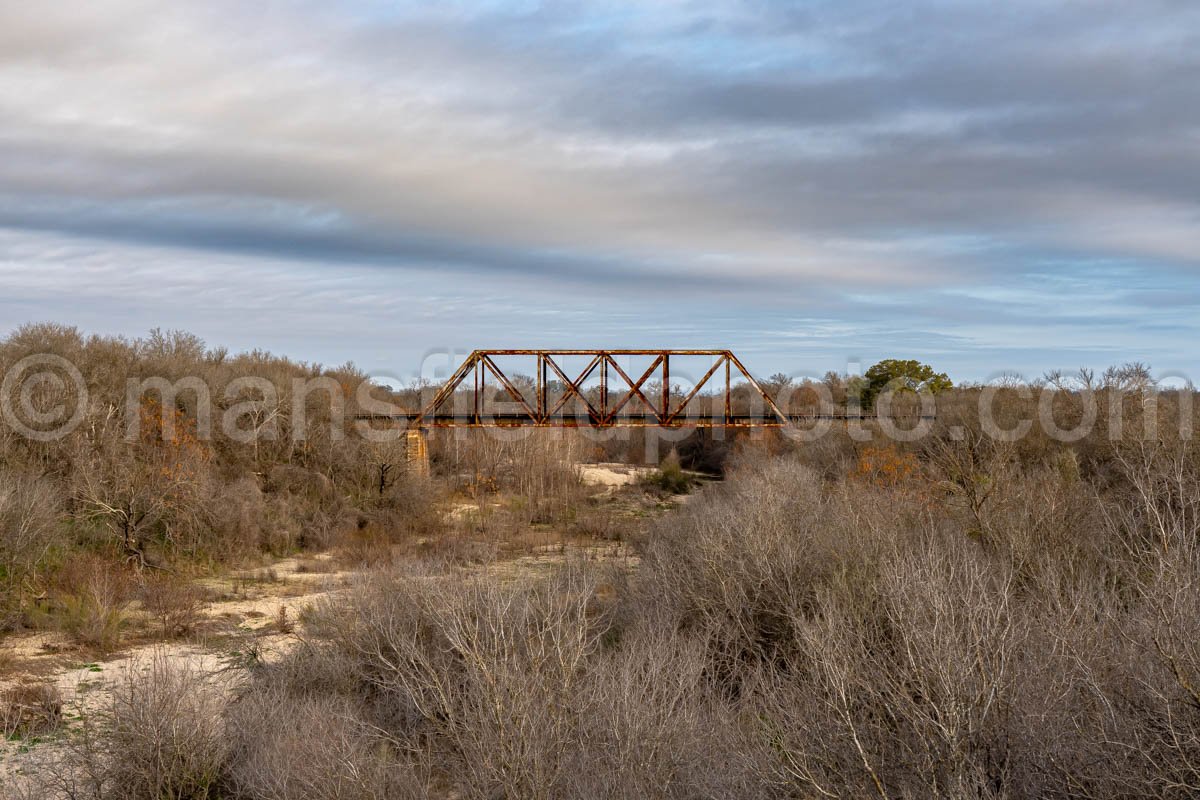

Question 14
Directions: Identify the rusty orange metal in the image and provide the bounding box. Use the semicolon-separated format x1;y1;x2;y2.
354;350;937;431
357;349;860;428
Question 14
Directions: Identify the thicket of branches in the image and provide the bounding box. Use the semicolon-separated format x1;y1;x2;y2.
0;323;452;632
5;322;1200;797
0;324;609;638
11;384;1200;799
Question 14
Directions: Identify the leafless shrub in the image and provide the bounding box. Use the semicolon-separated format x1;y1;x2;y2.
51;555;134;652
1103;437;1200;556
265;464;335;500
273;605;293;634
1;682;62;739
450;501;527;542
138;572;205;639
624;435;1200;797
895;547;1015;793
625;456;891;677
293;556;338;574
319;563;608;800
204;476;267;561
1008;542;1200;799
569;506;634;541
4;331;1200;798
224;688;420;800
71;406;213;568
369;475;446;538
924;431;1114;594
297;506;356;553
0;472;63;629
564;629;773;799
1091;535;1200;797
258;490;352;554
48;428;1188;800
435;430;589;524
411;532;498;567
32;651;226;800
333;527;395;568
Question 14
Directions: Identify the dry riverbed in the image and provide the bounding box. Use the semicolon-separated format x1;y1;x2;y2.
0;554;355;785
0;465;687;788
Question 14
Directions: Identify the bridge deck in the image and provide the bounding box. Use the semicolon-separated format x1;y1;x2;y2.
355;412;933;428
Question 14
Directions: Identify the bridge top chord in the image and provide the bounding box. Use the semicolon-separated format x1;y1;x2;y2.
355;350;935;429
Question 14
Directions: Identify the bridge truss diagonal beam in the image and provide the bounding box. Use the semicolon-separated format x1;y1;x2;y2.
393;349;801;428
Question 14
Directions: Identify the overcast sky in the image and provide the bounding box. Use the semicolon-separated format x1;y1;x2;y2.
2;1;1198;382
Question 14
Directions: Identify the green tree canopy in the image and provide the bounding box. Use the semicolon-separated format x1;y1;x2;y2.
860;359;951;408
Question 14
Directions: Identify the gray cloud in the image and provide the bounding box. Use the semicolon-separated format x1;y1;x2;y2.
0;0;1198;378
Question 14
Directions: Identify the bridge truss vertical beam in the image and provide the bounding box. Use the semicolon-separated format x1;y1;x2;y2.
412;350;791;428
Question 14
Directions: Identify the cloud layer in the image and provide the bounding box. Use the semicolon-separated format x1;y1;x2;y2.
2;1;1198;379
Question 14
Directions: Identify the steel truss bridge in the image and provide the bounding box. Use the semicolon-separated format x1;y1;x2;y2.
359;349;899;429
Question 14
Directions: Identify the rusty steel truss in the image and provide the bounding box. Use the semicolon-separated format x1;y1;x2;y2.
397;349;798;428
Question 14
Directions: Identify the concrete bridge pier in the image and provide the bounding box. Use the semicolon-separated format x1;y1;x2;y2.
406;428;430;477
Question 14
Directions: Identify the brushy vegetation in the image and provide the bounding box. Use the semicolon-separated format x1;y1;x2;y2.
0;323;484;648
5;323;1200;798
11;390;1200;799
16;652;228;800
1;682;62;740
643;450;694;494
